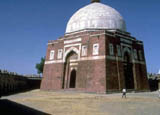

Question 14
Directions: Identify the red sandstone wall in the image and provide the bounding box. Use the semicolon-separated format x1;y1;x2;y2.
41;30;149;93
41;63;64;90
134;64;149;90
77;60;106;93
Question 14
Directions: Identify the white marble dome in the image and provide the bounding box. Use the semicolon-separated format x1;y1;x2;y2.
66;2;126;33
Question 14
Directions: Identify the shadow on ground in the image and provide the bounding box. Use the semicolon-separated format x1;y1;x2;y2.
0;99;50;115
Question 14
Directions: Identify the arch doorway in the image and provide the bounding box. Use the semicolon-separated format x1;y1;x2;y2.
62;50;78;89
123;52;134;89
69;69;76;88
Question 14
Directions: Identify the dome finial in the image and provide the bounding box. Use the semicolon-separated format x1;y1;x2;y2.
91;0;100;3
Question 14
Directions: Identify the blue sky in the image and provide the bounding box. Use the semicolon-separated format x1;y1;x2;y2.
0;0;159;74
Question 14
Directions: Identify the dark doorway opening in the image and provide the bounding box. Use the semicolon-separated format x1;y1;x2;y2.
123;52;134;89
63;51;78;89
69;70;76;88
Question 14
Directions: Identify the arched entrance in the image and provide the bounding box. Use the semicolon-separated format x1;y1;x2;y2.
69;69;76;88
62;50;78;89
123;52;134;89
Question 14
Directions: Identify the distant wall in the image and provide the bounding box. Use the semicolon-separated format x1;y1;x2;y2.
0;70;41;97
148;74;160;91
148;78;158;91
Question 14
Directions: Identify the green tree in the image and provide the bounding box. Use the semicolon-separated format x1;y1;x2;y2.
36;57;45;74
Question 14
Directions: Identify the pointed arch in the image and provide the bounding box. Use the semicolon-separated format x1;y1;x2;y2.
69;69;77;88
122;47;133;63
62;48;79;89
63;47;80;62
123;49;135;89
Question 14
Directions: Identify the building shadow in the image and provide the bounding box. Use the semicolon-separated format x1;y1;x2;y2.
0;99;51;115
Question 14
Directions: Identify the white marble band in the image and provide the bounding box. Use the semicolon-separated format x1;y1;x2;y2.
45;55;145;65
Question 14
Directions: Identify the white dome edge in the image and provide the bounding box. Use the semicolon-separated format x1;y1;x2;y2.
65;2;126;33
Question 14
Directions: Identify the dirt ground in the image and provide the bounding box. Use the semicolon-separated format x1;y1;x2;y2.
1;90;160;115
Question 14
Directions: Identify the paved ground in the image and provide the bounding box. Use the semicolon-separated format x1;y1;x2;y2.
1;90;160;115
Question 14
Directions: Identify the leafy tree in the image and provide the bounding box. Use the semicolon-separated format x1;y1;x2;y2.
36;57;45;74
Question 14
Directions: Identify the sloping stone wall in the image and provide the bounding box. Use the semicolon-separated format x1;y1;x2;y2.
0;70;41;97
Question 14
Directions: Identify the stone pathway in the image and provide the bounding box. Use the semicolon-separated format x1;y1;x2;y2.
1;90;160;115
